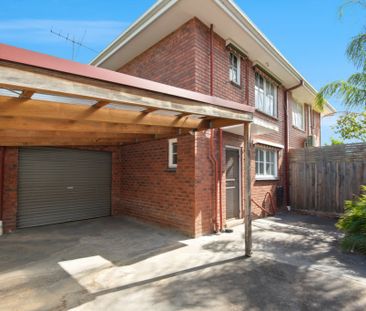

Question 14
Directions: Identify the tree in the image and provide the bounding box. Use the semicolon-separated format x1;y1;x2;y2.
315;1;366;111
330;137;344;145
334;111;366;142
336;186;366;255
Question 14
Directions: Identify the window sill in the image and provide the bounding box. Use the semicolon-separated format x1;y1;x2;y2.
292;125;305;133
255;176;279;181
255;109;278;121
230;80;242;89
166;167;177;172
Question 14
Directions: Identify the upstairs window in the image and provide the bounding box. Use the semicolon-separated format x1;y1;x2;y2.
255;72;277;117
229;53;240;85
255;148;278;180
168;138;178;169
292;101;305;130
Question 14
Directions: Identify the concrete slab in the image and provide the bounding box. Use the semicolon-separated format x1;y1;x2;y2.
0;214;365;311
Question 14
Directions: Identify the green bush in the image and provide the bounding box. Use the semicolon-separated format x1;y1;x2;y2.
336;186;366;255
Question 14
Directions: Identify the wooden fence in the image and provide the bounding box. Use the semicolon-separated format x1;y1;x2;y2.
289;143;366;216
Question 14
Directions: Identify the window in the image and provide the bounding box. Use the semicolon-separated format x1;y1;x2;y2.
255;148;278;179
255;72;277;117
168;138;177;168
292;101;305;130
229;53;240;85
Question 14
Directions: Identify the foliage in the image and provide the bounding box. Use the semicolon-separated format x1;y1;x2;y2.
333;110;366;142
339;0;366;18
314;32;366;110
315;1;366;111
336;186;366;254
329;137;344;145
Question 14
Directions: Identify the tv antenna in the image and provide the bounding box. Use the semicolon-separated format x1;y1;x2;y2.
50;28;98;60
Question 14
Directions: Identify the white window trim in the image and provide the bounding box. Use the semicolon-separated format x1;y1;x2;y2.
168;138;177;169
229;53;241;85
255;148;278;180
255;73;278;118
292;101;305;131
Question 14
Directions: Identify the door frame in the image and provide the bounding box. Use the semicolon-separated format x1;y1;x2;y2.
225;145;243;219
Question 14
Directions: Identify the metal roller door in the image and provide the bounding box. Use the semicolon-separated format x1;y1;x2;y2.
17;148;112;228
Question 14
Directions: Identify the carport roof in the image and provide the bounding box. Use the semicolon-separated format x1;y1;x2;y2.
0;44;253;146
0;44;254;114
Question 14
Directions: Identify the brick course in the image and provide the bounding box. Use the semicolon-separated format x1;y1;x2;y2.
0;17;319;237
120;17;316;232
119;135;197;236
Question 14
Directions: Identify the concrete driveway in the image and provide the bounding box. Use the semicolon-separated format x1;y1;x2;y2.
0;214;365;311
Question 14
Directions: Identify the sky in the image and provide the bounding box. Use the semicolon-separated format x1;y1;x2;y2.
1;0;365;145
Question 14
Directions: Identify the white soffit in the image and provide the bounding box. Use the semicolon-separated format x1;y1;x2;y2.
252;116;279;135
91;0;336;115
222;116;279;136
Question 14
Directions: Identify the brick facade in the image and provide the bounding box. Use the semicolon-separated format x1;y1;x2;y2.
119;135;196;236
1;147;18;233
0;17;320;237
120;17;319;231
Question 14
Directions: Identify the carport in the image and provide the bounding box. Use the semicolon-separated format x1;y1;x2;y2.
0;43;253;255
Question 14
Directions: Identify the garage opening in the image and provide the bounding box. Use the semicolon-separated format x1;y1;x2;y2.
17;147;112;228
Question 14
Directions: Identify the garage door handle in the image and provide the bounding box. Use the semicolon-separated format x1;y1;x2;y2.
66;186;74;190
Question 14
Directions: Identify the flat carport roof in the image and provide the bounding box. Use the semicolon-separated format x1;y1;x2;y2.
0;43;254;146
0;43;254;256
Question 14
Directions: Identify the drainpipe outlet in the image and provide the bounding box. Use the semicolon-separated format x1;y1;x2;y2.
0;221;3;236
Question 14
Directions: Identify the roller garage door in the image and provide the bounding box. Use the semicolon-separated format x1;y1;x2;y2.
17;148;112;228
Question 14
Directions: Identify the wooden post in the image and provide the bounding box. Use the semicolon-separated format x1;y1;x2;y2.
244;122;252;257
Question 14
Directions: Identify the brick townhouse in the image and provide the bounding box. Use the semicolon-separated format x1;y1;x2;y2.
91;0;335;235
0;0;335;238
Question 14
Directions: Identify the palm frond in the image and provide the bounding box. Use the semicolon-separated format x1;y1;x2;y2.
346;32;366;70
315;80;366;110
339;0;366;18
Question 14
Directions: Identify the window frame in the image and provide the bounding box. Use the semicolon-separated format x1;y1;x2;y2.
255;72;278;118
168;138;178;169
255;148;278;180
229;52;241;86
292;101;305;131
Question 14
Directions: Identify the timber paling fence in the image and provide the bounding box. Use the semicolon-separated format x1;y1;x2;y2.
289;143;366;216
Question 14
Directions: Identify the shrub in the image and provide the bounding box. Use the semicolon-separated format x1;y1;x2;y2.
336;186;366;255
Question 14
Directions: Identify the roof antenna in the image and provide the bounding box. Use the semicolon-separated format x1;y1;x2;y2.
50;28;98;60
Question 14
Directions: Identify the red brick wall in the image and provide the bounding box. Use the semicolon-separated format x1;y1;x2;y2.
1;147;18;233
0;146;121;233
118;17;320;230
119;135;196;236
194;131;214;236
119;19;197;91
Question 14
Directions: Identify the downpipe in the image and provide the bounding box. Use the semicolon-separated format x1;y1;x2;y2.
284;81;303;210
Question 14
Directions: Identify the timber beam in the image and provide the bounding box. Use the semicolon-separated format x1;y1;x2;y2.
0;116;190;136
0;136;153;146
0;62;253;122
0;96;207;129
